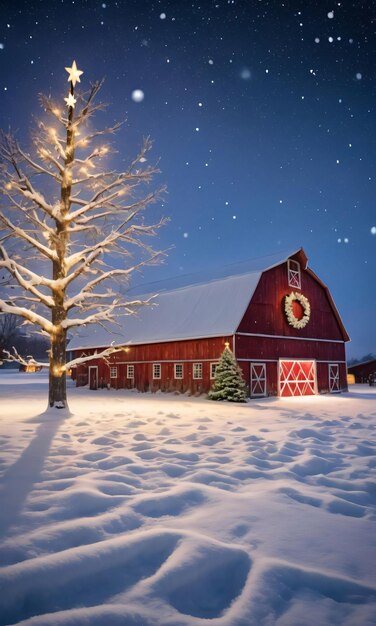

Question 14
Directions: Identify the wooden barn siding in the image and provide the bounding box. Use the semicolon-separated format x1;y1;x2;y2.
237;260;345;341
238;357;347;396
73;336;231;392
235;335;346;362
236;336;347;394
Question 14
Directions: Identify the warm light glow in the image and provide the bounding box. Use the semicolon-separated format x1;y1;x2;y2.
224;341;230;348
5;182;12;190
25;364;40;373
52;107;61;116
79;166;89;175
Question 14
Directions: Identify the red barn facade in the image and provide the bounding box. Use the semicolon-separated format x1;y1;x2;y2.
69;248;349;398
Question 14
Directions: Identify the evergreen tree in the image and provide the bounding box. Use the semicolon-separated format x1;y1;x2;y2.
209;343;247;402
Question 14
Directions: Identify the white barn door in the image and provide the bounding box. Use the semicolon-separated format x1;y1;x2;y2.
279;360;316;397
250;363;266;397
328;364;340;392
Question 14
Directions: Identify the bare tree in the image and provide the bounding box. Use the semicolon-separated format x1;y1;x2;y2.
0;313;21;355
0;61;166;409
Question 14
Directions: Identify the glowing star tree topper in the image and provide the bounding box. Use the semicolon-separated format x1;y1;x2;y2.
0;62;167;411
65;60;83;86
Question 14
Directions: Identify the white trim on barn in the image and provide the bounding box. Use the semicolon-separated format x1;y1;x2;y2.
236;332;345;344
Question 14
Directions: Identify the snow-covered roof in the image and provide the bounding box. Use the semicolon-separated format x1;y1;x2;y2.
68;248;301;351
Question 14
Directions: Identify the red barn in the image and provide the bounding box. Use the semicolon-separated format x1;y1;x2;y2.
69;248;349;397
347;358;376;384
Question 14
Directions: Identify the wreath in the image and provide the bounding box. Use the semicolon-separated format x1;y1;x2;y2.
284;291;311;329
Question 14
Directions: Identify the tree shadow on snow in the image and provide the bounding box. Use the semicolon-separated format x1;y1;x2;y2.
0;410;67;538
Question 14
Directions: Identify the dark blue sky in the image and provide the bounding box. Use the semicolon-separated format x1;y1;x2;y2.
0;0;375;359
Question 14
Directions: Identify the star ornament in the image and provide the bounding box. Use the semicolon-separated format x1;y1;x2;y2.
64;93;77;108
65;60;83;87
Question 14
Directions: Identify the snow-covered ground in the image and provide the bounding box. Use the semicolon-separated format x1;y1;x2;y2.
0;371;375;626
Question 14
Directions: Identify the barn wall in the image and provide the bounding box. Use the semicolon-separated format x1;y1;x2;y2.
73;336;232;393
235;335;346;362
234;253;348;394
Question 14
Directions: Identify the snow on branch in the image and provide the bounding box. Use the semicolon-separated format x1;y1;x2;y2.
65;343;129;370
61;296;156;330
0;299;53;333
1;347;49;369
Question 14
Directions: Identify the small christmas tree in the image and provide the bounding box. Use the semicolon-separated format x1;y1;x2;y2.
209;343;247;402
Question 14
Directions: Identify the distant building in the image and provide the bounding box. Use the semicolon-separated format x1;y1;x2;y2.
347;358;376;384
69;248;349;397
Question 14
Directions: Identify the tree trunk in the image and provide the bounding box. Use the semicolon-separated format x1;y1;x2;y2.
48;326;67;408
48;83;74;410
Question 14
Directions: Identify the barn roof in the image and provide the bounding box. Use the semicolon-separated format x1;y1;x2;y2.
348;357;376;370
68;247;348;351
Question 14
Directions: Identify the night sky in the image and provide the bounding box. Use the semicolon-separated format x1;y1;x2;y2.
0;0;375;359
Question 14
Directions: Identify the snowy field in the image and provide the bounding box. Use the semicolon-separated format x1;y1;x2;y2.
0;371;375;626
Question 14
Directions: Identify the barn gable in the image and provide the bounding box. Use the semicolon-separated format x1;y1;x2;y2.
236;249;349;342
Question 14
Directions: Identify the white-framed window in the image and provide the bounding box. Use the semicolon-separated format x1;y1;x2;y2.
288;259;301;289
210;363;219;379
153;363;161;379
193;363;202;379
110;366;118;379
127;364;135;379
174;363;183;379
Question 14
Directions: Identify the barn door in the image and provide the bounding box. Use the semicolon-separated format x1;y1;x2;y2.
89;366;98;390
279;360;316;397
250;363;266;397
328;364;340;392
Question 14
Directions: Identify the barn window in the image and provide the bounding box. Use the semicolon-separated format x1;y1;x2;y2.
127;364;134;379
193;363;202;379
288;259;301;289
210;363;219;379
153;363;161;379
174;363;183;379
110;366;118;378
